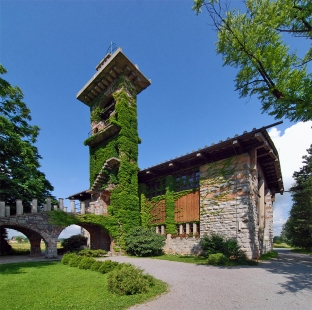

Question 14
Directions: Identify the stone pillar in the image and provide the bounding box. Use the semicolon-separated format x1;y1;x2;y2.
59;198;64;211
81;202;86;214
70;200;75;213
43;204;47;211
90;204;95;214
53;205;58;210
156;226;159;234
5;206;10;217
28;235;42;256
179;224;183;235
0;201;5;217
44;239;58;258
16;200;23;215
46;198;52;211
186;223;190;234
64;207;68;212
32;198;38;213
161;225;165;235
193;223;197;234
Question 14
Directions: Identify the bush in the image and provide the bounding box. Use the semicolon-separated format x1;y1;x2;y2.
78;249;107;257
78;257;96;269
200;233;246;260
61;234;87;252
107;264;155;295
98;260;119;274
207;253;228;266
125;227;165;257
90;261;104;271
61;253;78;265
69;255;84;267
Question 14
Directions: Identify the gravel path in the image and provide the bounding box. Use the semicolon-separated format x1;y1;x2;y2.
100;249;312;310
1;250;311;309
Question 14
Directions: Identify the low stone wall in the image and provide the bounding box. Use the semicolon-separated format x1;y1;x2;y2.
163;234;202;255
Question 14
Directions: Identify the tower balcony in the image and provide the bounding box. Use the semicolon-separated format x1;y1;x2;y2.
84;121;120;146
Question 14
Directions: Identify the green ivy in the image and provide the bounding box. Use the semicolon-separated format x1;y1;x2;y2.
165;175;176;234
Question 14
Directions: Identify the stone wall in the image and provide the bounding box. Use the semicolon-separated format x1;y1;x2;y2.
199;153;260;258
163;234;201;255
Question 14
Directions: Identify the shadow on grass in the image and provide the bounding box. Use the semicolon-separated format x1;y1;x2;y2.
0;261;59;275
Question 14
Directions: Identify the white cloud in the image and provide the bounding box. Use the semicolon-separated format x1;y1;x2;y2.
268;121;312;235
58;225;82;239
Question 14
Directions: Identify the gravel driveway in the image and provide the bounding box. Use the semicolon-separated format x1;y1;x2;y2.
101;249;312;310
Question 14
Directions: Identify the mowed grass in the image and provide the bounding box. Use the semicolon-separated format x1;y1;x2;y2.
9;242;63;250
150;254;207;264
0;261;167;310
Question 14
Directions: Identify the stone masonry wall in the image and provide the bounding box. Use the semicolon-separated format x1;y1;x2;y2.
263;189;274;253
199;153;260;259
163;234;201;255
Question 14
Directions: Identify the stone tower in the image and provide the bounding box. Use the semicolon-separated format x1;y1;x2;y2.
76;47;151;232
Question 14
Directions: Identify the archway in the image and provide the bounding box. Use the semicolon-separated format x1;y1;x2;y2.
58;223;111;252
1;225;46;256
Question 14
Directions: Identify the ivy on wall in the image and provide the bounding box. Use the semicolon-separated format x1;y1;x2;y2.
165;175;177;234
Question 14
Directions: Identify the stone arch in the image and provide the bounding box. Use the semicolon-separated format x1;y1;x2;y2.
77;223;111;251
0;224;59;257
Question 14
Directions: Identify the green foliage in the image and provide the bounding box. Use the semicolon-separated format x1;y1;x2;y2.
61;234;87;252
125;227;165;257
0;64;54;211
98;260;119;274
0;227;12;255
78;249;107;257
207;253;229;265
165;175;176;234
200;233;246;260
87;78;141;245
259;250;278;260
68;255;84;267
192;0;312;122
286;145;312;249
61;253;78;265
78;257;96;269
107;264;155;295
90;261;104;271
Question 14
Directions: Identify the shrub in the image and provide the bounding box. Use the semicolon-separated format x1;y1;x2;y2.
107;264;155;295
207;253;228;266
200;233;246;260
78;249;107;257
98;260;119;274
61;253;78;265
90;261;104;271
69;255;84;267
78;257;96;269
125;227;165;257
61;234;87;252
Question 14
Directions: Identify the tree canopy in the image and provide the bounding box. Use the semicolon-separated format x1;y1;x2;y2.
192;0;312;122
0;64;54;212
284;145;312;249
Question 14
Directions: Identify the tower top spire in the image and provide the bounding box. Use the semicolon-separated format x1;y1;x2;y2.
76;48;151;106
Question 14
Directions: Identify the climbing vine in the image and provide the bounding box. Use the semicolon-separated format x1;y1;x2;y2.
199;156;240;217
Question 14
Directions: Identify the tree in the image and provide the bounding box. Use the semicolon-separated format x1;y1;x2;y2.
286;145;312;249
192;0;312;122
0;64;54;212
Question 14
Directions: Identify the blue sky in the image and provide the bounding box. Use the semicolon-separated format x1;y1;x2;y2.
1;0;311;238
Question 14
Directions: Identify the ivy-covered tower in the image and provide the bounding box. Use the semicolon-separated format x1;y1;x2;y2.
76;47;151;234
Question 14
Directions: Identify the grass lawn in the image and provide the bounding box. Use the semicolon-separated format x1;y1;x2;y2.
0;261;167;310
149;254;257;266
150;254;208;264
291;248;312;255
